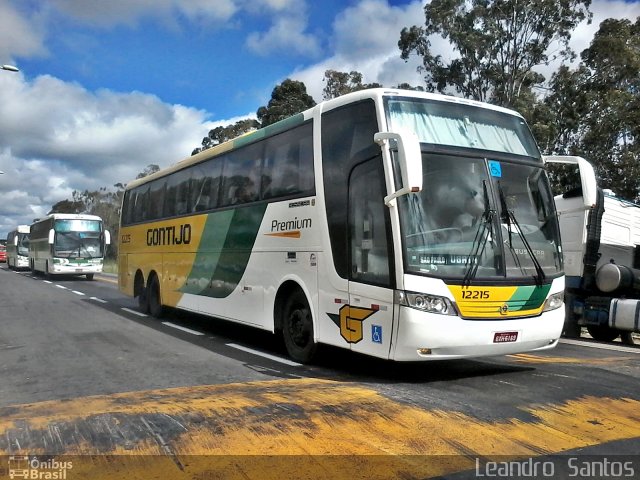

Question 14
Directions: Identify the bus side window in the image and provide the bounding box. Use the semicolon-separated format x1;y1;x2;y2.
149;179;166;220
164;168;192;217
221;144;262;206
263;122;314;199
133;186;150;223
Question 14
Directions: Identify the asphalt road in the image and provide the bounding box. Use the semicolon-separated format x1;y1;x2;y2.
0;264;639;480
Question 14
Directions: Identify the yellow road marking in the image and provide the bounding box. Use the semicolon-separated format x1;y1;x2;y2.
509;353;636;365
1;379;639;479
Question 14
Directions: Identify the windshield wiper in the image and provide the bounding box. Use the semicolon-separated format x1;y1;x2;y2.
462;180;494;287
498;183;546;286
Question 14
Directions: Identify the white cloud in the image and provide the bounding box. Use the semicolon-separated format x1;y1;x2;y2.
0;0;47;61
292;0;426;101
246;14;321;57
46;0;239;27
293;0;640;101
0;73;213;235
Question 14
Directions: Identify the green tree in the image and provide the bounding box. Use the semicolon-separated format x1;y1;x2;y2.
578;17;640;201
136;164;160;179
256;79;316;127
48;199;84;214
398;0;591;108
322;70;382;100
192;119;260;155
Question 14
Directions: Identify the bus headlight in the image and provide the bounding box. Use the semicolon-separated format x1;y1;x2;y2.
395;290;456;315
543;292;564;312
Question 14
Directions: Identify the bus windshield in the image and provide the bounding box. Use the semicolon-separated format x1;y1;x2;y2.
17;233;29;256
54;219;103;258
386;97;539;157
397;153;562;282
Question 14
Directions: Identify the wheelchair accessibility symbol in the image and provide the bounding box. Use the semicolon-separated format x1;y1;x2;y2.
488;160;502;178
371;325;383;344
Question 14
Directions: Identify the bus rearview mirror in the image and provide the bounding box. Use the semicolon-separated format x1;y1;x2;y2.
48;229;55;245
543;155;597;209
105;230;111;245
374;130;422;206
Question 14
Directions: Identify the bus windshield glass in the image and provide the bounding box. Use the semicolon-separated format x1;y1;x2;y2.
17;233;29;256
54;219;103;258
397;153;562;281
386;97;539;157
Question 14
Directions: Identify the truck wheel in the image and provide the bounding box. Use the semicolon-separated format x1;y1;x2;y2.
586;325;619;342
620;332;636;346
562;321;581;338
282;290;317;363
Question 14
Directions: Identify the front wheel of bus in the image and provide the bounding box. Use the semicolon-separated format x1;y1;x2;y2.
282;290;317;363
148;275;164;318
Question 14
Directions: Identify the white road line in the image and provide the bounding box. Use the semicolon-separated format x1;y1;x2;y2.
90;297;108;304
560;338;640;354
121;307;147;317
162;322;205;336
43;280;52;284
71;290;85;296
55;284;68;289
226;343;302;367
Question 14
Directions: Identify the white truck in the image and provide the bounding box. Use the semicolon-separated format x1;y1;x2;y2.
546;155;640;345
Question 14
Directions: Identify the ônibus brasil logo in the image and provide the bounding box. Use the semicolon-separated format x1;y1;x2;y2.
8;455;73;479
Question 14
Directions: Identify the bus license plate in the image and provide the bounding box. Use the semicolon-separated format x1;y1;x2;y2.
493;331;518;343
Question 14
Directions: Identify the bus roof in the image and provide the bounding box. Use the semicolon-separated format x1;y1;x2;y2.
9;225;30;233
124;88;526;191
31;213;104;226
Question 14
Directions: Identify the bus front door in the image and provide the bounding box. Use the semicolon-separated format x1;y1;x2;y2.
347;158;395;359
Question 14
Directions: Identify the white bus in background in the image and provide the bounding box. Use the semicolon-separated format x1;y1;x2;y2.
6;224;30;269
29;213;111;280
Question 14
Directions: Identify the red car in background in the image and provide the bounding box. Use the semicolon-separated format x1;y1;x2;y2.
0;244;6;262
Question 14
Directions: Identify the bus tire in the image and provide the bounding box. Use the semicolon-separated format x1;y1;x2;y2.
282;289;317;363
138;285;150;314
86;274;94;281
586;324;619;342
148;274;164;318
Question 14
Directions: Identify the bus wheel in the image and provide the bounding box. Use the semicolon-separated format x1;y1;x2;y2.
148;275;164;318
282;290;317;363
586;324;619;342
137;283;150;314
86;274;94;281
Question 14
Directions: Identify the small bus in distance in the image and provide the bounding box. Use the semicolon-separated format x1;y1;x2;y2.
6;224;30;269
118;88;565;363
29;213;111;280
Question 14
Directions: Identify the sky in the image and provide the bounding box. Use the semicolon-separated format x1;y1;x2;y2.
0;0;639;238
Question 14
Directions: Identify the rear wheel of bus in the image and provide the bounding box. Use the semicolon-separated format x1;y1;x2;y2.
148;274;164;318
282;289;317;363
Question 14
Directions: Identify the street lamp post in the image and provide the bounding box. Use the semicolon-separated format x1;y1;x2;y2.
1;65;19;72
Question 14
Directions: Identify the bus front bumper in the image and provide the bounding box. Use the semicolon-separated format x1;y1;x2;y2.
391;306;564;361
51;260;103;275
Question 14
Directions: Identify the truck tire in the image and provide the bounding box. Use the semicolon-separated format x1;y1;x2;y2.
586;324;619;342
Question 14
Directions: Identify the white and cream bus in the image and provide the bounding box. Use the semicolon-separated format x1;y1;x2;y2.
6;224;30;269
29;213;111;280
119;88;565;363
